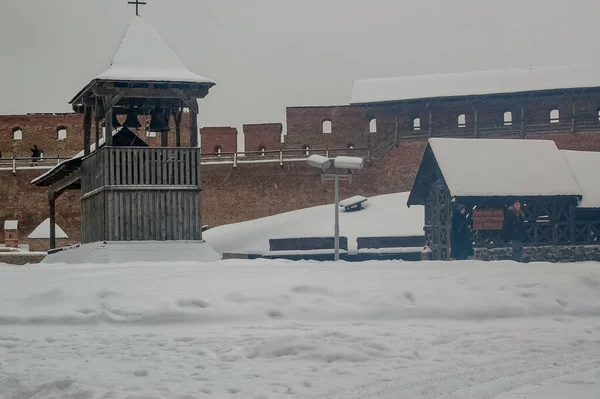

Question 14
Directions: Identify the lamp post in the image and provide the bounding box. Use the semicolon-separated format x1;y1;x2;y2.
307;155;364;261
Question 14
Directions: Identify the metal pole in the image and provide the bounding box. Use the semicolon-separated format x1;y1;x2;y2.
334;174;340;261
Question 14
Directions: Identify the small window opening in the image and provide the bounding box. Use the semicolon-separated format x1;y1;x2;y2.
303;145;310;156
214;145;222;156
145;122;157;137
504;111;513;126
322;120;332;134
597;109;600;122
12;127;22;140
413;118;421;131
347;143;355;149
458;114;466;128
369;118;377;133
57;127;67;140
258;145;266;156
550;109;560;124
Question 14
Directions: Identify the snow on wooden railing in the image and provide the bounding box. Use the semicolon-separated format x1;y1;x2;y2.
0;147;370;174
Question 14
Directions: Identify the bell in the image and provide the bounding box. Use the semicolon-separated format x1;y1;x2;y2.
148;108;170;133
123;110;141;129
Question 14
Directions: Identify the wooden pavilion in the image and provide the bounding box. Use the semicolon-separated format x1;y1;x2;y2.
33;16;215;249
407;138;600;260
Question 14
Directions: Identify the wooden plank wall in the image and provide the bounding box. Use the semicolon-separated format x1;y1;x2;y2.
80;147;202;243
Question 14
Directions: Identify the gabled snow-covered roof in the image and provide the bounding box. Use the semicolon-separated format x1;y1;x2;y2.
4;220;18;230
28;218;68;239
95;16;214;85
351;65;600;104
561;150;600;208
426;138;581;199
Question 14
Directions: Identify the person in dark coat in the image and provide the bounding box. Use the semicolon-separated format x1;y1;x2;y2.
503;200;526;262
30;145;41;162
451;203;473;260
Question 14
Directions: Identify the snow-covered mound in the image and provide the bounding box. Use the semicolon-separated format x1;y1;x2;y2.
204;192;424;254
1;260;600;398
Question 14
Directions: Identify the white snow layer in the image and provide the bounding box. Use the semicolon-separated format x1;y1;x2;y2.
351;65;600;104
95;16;214;84
27;218;68;239
1;259;600;398
204;192;424;254
3;220;18;230
429;138;582;198
561;150;600;208
42;241;221;264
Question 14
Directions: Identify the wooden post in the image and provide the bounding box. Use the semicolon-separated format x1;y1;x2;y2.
105;96;113;146
95;116;100;151
83;106;92;156
571;101;576;133
190;105;198;148
174;107;183;147
49;191;56;250
161;131;169;147
520;105;525;138
474;108;479;137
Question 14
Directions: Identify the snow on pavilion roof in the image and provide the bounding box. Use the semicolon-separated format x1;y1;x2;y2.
420;138;582;199
351;65;600;104
561;150;600;208
94;16;214;85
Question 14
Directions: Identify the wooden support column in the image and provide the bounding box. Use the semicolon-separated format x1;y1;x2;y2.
474;108;479;137
104;96;113;146
95;117;100;150
174;108;183;147
520;105;525;138
49;191;56;250
161;131;169;147
190;103;198;148
83;106;92;156
571;101;576;133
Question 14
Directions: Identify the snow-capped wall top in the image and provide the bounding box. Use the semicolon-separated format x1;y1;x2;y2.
3;220;18;230
561;150;600;208
28;218;68;239
95;16;214;85
351;65;600;104
428;138;582;198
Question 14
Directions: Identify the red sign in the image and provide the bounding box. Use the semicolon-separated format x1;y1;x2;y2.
472;209;504;231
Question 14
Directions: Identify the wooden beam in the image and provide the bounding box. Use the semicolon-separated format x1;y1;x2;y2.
49;170;82;196
104;96;114;146
95;117;100;150
427;104;432;138
174;107;183;147
571;100;576;133
520;105;525;138
104;92;125;111
92;86;209;101
190;106;198;148
83;106;92;156
171;89;199;113
473;108;479;138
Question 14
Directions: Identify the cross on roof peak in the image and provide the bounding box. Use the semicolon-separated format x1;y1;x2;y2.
127;0;147;16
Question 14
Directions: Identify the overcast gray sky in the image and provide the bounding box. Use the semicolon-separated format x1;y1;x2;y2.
1;0;600;130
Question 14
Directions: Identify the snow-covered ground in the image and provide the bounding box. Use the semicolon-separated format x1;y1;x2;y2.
1;259;600;398
204;192;424;255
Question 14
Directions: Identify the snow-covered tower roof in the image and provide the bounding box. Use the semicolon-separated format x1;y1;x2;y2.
28;218;68;240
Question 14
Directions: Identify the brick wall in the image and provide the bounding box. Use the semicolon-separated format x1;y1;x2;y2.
200;127;238;154
243;123;282;153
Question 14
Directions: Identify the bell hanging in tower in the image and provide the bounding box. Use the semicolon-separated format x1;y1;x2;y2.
123;110;142;129
148;108;170;133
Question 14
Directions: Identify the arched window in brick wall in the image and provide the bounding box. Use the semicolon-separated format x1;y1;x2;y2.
258;145;266;156
458;114;466;128
504;111;513;126
57;126;67;141
413;117;421;131
550;109;560;124
347;143;355;149
322;120;332;134
12;127;22;140
597;109;600;122
303;145;310;156
369;118;377;133
214;145;222;156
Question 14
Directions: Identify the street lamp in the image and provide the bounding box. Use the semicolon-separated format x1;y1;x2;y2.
307;155;364;261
